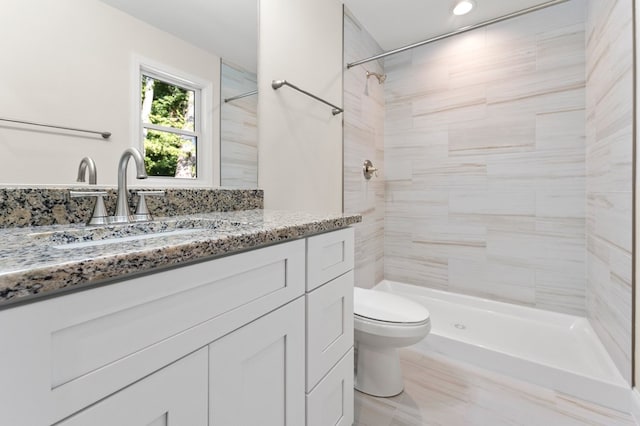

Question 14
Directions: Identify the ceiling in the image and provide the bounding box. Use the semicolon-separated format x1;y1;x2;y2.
99;0;563;72
341;0;565;51
99;0;258;72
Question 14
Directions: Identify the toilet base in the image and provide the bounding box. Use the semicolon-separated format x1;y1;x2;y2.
354;343;404;397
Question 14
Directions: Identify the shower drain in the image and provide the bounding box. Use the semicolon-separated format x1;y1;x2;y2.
453;323;467;330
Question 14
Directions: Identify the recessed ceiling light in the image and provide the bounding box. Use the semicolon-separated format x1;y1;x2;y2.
453;0;475;16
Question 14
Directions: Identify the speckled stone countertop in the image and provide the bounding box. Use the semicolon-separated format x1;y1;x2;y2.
0;187;263;227
0;210;361;309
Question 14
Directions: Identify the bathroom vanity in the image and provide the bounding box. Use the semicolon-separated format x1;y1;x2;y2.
0;209;359;425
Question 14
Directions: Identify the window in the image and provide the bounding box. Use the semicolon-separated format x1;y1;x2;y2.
135;59;213;186
140;72;199;179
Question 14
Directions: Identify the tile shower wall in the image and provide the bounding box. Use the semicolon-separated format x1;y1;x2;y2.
220;62;258;188
585;0;633;383
384;0;587;315
344;10;385;289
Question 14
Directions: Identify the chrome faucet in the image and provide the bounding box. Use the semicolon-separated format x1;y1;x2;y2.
111;148;148;223
76;157;97;185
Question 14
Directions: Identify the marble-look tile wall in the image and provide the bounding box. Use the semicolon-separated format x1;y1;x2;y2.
344;10;385;289
585;0;633;384
384;0;588;315
220;62;258;188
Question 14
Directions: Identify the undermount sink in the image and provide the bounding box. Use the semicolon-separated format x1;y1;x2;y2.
51;228;204;249
29;218;246;250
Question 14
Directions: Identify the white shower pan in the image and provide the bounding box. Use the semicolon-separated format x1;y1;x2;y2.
374;280;630;412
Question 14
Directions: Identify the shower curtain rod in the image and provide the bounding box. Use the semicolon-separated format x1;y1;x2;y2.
346;0;570;69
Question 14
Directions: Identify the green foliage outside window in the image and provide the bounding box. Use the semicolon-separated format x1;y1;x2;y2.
141;76;196;178
144;130;182;176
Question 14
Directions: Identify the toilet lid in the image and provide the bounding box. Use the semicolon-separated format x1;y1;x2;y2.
354;287;429;324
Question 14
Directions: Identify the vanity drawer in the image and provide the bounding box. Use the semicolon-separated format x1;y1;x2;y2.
306;270;354;391
306;227;354;291
0;239;305;425
306;348;354;426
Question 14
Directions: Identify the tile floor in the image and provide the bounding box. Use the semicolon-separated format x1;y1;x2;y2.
354;349;635;426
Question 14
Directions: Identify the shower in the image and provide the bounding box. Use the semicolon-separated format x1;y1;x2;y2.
366;70;386;84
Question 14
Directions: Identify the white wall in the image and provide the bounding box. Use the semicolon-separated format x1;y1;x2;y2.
258;0;344;213
0;0;220;187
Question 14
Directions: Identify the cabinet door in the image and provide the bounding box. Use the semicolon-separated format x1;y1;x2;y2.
209;297;305;426
306;270;354;391
58;348;208;426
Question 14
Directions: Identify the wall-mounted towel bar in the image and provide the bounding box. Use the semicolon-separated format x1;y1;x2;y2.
271;80;343;116
224;90;259;103
0;117;111;139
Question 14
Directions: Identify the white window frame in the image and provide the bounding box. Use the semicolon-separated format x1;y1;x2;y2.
131;55;214;188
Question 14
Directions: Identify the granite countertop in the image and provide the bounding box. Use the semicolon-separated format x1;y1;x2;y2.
0;209;361;308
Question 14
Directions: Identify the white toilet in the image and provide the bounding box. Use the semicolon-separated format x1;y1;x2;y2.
353;287;431;397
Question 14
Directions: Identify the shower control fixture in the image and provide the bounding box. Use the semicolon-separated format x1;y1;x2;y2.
366;71;387;84
363;160;379;180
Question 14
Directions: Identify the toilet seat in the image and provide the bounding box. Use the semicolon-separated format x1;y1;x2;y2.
355;313;431;339
354;287;430;324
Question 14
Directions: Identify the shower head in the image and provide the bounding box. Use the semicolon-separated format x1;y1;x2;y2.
366;71;387;84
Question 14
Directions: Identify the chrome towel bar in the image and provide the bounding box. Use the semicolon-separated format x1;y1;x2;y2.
271;80;343;116
224;90;258;103
0;117;111;139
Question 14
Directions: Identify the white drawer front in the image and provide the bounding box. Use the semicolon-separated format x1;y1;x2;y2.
306;270;354;391
306;228;354;291
51;240;304;388
306;349;354;426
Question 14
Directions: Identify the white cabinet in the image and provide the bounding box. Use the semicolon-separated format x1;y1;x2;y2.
306;228;355;426
58;348;208;426
0;239;305;425
0;228;355;426
209;297;305;426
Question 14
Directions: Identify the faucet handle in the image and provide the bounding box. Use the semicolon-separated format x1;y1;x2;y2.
70;190;109;225
132;190;165;222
